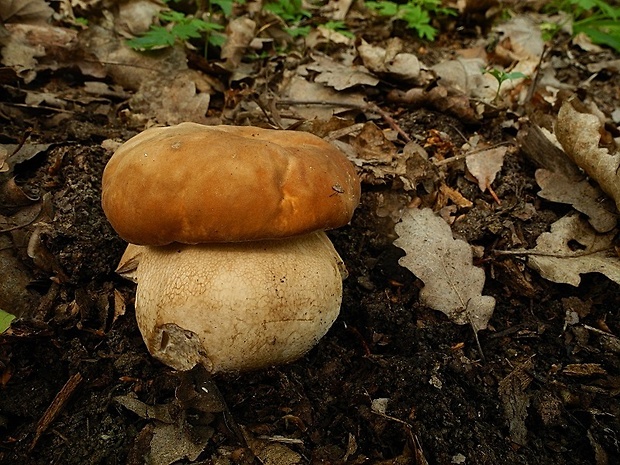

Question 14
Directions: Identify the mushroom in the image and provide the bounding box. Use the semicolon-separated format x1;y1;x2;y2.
102;123;360;373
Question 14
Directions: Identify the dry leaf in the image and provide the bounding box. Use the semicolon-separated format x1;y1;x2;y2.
308;53;379;91
245;433;302;465
0;147;8;173
115;0;163;37
394;208;495;330
358;38;421;81
221;17;256;70
556;101;620;212
431;57;496;101
0;0;54;23
387;86;479;123
129;70;211;124
349;122;398;162
466;146;507;192
281;74;366;121
498;359;534;446
527;214;620;286
536;169;617;233
1;23;78;83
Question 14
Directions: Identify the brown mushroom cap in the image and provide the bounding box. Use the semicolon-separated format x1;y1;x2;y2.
102;123;361;245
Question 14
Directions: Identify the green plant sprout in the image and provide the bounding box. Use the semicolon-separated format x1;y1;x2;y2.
0;309;15;334
545;0;620;52
484;68;528;102
264;0;312;38
365;0;456;41
322;20;355;39
126;0;230;52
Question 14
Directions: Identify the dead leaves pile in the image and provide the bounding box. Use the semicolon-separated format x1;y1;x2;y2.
1;1;620;463
1;0;618;340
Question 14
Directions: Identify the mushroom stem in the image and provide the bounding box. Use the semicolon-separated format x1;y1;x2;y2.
124;231;346;372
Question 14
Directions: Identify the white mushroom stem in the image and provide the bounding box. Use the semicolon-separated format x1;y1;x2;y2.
118;232;346;373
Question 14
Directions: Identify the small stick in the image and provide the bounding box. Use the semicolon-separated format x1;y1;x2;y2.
275;99;411;142
30;373;83;451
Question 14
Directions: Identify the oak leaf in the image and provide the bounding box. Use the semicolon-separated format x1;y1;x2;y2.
394;208;495;330
556;101;620;213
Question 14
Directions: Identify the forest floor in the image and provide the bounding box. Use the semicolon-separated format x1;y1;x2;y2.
0;1;619;464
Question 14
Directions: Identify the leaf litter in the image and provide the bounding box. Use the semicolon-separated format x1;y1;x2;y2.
394;208;495;331
0;0;619;464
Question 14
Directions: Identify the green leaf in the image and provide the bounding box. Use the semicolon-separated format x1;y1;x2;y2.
367;1;399;16
265;0;310;23
208;32;227;47
211;0;237;17
285;25;311;37
126;26;176;50
0;309;15;333
579;25;620;52
323;20;355;38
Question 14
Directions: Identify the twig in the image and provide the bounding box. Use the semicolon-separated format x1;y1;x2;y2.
30;373;83;451
493;247;615;259
275;99;411;142
433;142;512;167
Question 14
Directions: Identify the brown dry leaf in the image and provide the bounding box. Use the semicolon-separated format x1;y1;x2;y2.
0;234;37;318
556;101;620;213
281;74;366;121
307;53;379;91
536;169;617;233
466;146;507;192
0;147;8;173
498;359;534;446
0;0;53;23
349;122;398;162
336;123;438;192
495;16;544;62
387;86;479;123
221;17;256;70
245;434;302;465
134;73;211;124
115;0;163;37
1;23;78;83
358;38;421;81
319;0;354;20
114;395;211;465
149;423;211;465
394;208;495;330
305;24;354;48
562;363;607;377
431;57;496;101
527;213;620;286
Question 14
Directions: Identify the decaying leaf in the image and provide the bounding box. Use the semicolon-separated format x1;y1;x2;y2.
114;367;225;465
357;38;421;81
221;16;256;70
281;74;366;121
387;86;479;124
466;146;507;192
556;101;620;213
431;57;496;101
0;147;8;173
498;358;534;446
245;433;303;465
308;53;379;91
536;169;617;233
527;213;620;286
0;0;54;23
394;208;495;330
1;23;78;83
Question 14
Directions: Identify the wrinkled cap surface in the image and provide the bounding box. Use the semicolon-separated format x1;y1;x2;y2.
101;123;361;245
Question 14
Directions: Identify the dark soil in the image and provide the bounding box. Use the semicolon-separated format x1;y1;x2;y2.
1;6;619;465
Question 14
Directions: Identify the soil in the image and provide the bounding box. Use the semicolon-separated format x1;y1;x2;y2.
1;4;619;465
